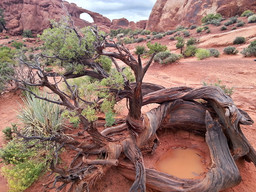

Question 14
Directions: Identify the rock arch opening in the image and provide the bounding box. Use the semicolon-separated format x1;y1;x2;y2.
80;13;94;23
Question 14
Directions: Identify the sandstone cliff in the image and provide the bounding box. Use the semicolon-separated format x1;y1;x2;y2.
147;0;256;32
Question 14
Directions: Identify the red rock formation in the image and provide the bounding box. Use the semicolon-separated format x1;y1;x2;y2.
136;20;147;30
0;0;111;35
147;0;256;32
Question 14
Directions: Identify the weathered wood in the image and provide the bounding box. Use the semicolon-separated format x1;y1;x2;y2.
119;111;241;192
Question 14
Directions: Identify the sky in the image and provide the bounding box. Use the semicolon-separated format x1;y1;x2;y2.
65;0;157;22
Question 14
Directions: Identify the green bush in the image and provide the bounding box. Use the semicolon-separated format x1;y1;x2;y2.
248;14;256;23
136;37;145;43
175;36;184;53
236;21;245;27
196;27;203;33
241;10;254;17
123;37;134;44
161;54;180;64
233;37;245;44
190;25;197;30
153;34;163;39
11;41;24;49
135;45;146;55
206;29;211;33
183;31;190;37
176;26;185;31
19;91;63;137
195;48;211;60
202;13;222;23
147;42;167;54
220;26;227;31
183;45;197;57
223;46;238;55
209;48;220;57
186;37;197;46
2;124;17;141
241;40;256;57
22;30;33;38
207;19;221;26
224;16;237;26
232;27;237;30
169;36;175;40
154;51;172;63
96;55;112;72
140;30;151;35
166;30;176;35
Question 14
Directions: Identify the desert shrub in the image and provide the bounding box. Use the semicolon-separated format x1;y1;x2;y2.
224;16;237;26
190;25;197;30
166;30;176;35
175;36;184;53
135;45;146;55
183;30;190;37
248;14;256;23
236;21;245;27
96;55;112;72
136;37;145;43
152;31;158;35
123;37;134;44
0;139;47;192
154;51;172;63
2;124;17;141
183;45;197;57
220;26;227;31
18;91;63;137
140;30;151;35
233;37;245;44
195;48;211;60
174;32;181;37
176;26;185;31
203;80;234;96
207;19;221;26
241;10;254;17
0;46;15;92
153;34;163;39
22;30;33;38
202;13;222;23
186;37;197;46
169;36;175;40
161;54;180;64
231;27;237;30
196;27;203;33
209;48;220;57
206;29;211;33
223;46;238;55
203;26;209;30
0;8;5;32
147;42;167;54
241;40;256;57
11;41;23;49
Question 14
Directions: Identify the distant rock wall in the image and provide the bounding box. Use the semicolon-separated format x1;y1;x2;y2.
147;0;256;32
0;0;146;35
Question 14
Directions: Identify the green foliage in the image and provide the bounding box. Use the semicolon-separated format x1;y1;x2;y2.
241;40;256;57
206;29;211;33
140;30;151;35
224;17;237;26
203;80;234;96
123;37;134;44
0;139;47;192
248;14;256;23
183;45;197;57
241;10;254;17
161;54;180;65
135;46;146;55
175;37;184;53
195;48;211;60
186;37;197;46
176;26;185;31
223;46;238;55
183;30;190;37
153;34;163;39
220;26;227;31
0;46;15;92
209;48;220;57
0;8;5;32
146;42;167;54
233;37;245;44
11;41;24;49
196;27;203;33
2;124;17;141
22;30;33;38
96;55;112;72
202;13;222;23
19;91;63;137
136;37;145;43
154;51;180;64
236;21;245;27
190;25;197;30
166;30;176;35
169;36;175;41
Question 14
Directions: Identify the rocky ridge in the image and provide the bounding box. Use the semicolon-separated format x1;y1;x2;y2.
146;0;256;32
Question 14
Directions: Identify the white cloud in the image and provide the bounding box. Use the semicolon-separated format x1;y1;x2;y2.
65;0;157;22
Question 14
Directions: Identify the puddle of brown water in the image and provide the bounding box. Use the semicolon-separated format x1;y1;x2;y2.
155;148;205;179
